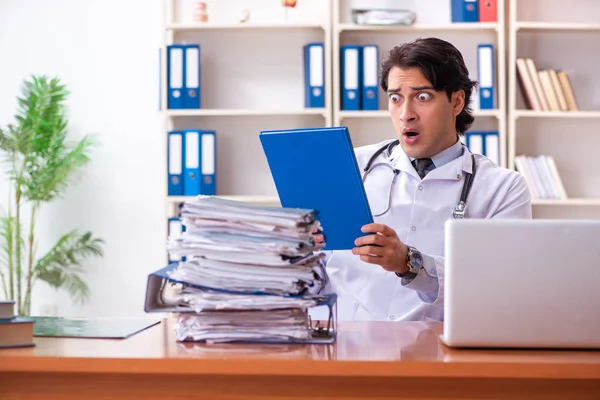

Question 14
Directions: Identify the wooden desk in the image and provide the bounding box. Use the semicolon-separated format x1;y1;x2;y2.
1;319;599;399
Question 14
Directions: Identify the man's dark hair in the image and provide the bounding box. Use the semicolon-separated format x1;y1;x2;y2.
380;37;478;135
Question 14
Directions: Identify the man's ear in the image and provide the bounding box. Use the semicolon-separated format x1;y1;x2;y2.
452;90;465;117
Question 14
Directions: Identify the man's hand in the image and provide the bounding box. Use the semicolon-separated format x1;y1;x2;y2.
312;226;325;245
352;223;409;274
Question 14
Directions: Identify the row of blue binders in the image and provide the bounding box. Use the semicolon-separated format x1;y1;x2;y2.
168;130;216;196
338;43;496;111
463;130;499;165
167;44;201;109
340;44;379;110
165;42;326;109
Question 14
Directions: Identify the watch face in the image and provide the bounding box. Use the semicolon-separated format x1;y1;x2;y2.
410;250;423;269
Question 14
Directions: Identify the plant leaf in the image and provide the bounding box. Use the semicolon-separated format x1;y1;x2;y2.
0;213;26;300
34;231;104;304
6;75;97;203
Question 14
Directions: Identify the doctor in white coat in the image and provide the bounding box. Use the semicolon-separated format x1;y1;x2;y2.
313;38;532;322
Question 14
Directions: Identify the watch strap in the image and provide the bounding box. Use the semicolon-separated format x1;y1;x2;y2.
395;270;417;279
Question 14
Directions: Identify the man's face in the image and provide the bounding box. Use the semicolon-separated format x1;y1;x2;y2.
387;66;464;159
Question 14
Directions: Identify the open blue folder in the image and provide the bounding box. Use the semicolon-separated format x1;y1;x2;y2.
259;126;373;250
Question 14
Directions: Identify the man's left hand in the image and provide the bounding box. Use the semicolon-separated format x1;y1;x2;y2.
352;223;409;274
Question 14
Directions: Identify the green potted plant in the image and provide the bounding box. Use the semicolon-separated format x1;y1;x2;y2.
0;75;104;316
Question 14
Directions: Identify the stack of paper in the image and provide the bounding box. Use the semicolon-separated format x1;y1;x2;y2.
164;196;331;344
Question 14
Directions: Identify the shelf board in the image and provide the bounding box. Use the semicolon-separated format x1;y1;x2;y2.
338;109;501;119
514;110;600;119
532;198;600;206
338;110;388;119
166;22;326;31
164;108;327;117
337;22;498;32
167;195;281;205
515;21;600;32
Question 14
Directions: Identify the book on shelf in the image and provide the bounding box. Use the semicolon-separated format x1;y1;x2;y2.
514;154;567;200
515;57;579;112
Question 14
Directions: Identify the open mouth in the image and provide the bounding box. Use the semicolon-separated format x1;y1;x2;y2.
403;129;420;144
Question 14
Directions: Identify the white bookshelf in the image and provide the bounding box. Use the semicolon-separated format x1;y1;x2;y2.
332;0;507;167
532;198;600;207
167;22;327;30
164;108;328;117
337;22;500;32
507;0;600;218
161;0;333;223
515;21;600;31
514;110;600;119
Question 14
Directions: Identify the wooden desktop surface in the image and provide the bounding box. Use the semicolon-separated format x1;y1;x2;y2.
1;319;600;399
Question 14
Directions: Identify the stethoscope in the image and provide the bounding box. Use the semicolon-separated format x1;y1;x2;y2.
361;139;477;219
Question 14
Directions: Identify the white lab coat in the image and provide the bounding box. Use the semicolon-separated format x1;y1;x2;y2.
322;139;532;322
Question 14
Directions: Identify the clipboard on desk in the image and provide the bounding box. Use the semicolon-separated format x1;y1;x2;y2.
259;126;374;250
143;265;337;345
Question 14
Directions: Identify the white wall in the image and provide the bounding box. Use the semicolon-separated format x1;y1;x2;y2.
3;0;596;317
0;0;164;317
0;0;499;318
0;0;331;318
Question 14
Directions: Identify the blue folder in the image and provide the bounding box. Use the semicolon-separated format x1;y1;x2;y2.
259;126;373;250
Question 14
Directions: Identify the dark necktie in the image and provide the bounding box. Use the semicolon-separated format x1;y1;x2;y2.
413;158;434;179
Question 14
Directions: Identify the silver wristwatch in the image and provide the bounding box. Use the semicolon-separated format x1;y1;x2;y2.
395;246;423;279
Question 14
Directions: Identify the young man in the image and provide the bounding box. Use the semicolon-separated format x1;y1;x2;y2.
315;38;532;322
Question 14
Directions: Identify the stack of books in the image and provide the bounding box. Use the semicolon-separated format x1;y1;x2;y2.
144;196;336;344
0;301;35;348
514;154;568;200
516;57;579;111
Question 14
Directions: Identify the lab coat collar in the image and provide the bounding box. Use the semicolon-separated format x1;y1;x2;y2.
430;138;463;169
389;140;473;180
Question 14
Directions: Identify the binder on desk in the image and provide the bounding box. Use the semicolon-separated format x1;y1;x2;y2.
303;43;325;108
184;44;201;109
259;126;374;250
341;45;361;110
361;45;379;110
451;0;479;22
143;265;337;344
168;131;184;196
477;44;495;109
167;45;185;109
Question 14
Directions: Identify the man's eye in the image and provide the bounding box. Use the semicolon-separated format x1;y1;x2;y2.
417;92;431;101
389;94;400;103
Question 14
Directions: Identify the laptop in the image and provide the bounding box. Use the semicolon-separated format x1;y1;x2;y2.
442;219;600;349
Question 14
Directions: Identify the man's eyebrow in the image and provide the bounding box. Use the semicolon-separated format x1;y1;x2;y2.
387;85;435;93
